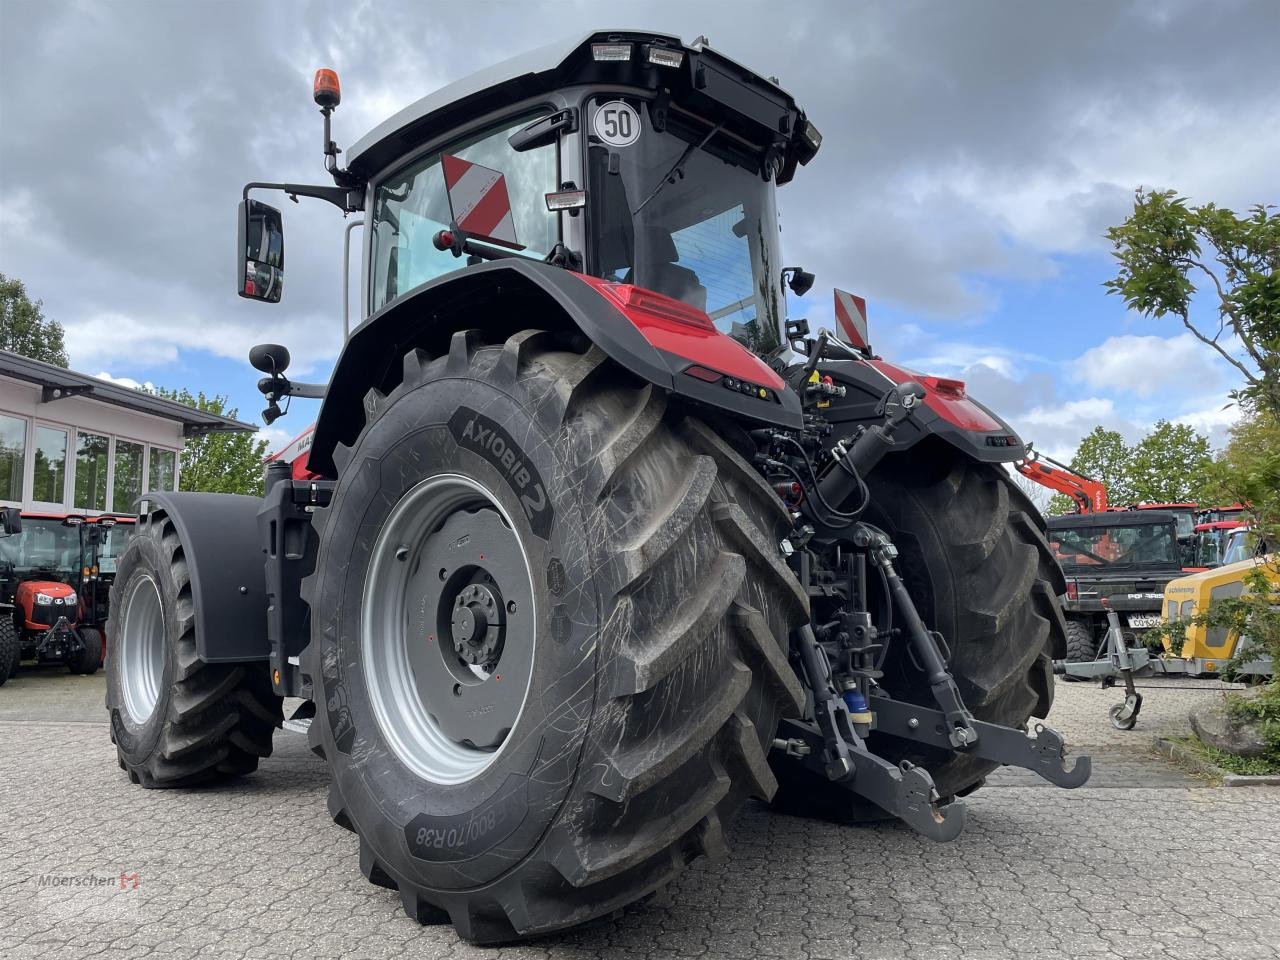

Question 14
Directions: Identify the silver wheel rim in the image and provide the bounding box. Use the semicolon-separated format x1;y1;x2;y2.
362;474;537;785
119;574;165;724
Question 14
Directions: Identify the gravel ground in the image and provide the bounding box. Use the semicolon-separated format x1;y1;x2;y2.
1;668;1277;960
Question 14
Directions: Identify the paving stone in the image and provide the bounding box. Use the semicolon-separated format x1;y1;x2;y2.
0;669;1276;959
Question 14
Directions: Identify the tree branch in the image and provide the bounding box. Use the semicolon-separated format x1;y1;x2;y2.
1176;311;1260;385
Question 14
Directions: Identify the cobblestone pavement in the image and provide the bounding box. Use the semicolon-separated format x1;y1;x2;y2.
2;669;1277;960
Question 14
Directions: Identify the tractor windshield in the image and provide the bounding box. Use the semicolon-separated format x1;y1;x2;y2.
1048;521;1180;570
0;518;81;583
586;98;785;356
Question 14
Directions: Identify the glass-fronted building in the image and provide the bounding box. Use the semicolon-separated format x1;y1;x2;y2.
0;351;254;515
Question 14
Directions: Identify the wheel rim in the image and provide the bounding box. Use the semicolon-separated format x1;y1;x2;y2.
119;574;165;724
363;474;537;785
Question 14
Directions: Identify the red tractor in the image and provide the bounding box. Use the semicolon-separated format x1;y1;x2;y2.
0;512;135;682
105;32;1088;942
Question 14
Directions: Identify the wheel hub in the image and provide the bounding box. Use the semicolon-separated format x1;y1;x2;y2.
450;583;504;667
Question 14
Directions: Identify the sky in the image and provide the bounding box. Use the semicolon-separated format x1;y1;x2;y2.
1;0;1276;460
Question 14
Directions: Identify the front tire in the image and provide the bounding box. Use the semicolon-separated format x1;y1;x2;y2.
69;626;103;675
106;510;282;787
0;618;16;686
304;331;807;943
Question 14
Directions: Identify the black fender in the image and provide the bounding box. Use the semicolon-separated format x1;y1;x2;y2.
308;258;802;477
813;357;1025;465
138;492;268;663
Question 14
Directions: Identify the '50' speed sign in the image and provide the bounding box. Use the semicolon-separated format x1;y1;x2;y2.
592;101;641;147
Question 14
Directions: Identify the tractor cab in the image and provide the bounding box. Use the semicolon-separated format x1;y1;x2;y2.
349;32;817;350
237;31;824;441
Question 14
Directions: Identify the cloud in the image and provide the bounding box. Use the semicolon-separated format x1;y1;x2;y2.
93;371;157;392
1071;332;1228;397
2;0;1271;455
1010;397;1142;462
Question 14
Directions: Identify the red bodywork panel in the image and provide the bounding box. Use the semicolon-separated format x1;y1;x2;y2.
867;359;1004;433
266;424;324;481
15;580;79;631
574;275;785;390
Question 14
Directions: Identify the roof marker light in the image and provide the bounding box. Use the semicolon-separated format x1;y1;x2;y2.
592;43;632;62
646;46;684;68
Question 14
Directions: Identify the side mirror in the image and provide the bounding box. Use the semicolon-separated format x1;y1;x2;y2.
0;507;21;537
249;343;291;375
237;199;285;302
783;267;815;298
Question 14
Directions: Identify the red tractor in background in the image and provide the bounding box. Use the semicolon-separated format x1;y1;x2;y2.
0;511;136;683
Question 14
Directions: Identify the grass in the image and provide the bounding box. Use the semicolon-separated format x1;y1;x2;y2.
1171;735;1280;777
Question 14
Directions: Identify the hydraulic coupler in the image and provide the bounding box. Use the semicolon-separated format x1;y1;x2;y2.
816;381;926;510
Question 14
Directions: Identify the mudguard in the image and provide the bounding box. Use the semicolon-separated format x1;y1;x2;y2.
308;258;802;477
138;492;269;663
814;356;1025;464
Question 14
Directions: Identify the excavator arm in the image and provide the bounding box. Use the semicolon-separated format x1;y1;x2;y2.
1014;445;1108;513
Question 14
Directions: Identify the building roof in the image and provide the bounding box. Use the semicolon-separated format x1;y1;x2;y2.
0;350;256;436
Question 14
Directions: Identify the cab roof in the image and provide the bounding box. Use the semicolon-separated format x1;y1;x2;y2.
346;30;813;181
1047;510;1177;529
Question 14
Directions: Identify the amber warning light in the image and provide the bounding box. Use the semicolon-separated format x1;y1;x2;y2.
313;69;341;109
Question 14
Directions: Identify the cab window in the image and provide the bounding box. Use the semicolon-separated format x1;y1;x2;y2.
370;116;558;312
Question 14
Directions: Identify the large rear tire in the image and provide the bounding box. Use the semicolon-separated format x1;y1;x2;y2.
106;510;282;787
772;441;1067;820
303;330;807;943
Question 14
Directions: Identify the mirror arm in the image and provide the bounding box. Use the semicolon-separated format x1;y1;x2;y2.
242;181;363;213
283;380;326;400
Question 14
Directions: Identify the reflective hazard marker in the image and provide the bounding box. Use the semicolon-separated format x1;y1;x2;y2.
441;154;523;250
833;288;871;355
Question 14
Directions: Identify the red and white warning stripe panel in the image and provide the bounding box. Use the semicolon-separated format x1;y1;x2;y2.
441;154;523;250
833;288;871;354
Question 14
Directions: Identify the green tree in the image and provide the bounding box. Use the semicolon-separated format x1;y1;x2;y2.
1045;426;1133;514
1108;190;1280;705
1129;419;1214;503
0;273;70;366
1105;190;1279;413
1043;421;1214;513
154;388;268;496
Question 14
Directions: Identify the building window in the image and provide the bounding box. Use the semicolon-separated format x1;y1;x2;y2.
114;439;143;512
32;425;68;503
74;431;110;511
149;448;176;492
0;414;25;502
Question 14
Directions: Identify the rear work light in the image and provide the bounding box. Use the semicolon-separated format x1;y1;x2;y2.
544;189;587;212
803;120;822;151
1065;580;1078;601
592;42;632;62
645;45;684;68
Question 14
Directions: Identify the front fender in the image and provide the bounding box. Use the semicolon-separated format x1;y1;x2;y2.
309;259;801;477
138;492;268;663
